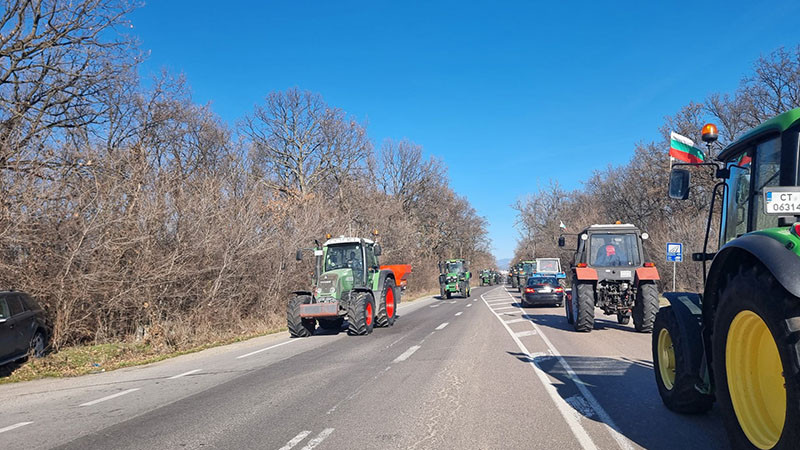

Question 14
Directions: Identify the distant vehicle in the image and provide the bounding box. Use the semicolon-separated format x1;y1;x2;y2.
534;257;566;281
0;291;48;365
438;259;471;299
514;260;536;293
522;276;564;307
479;269;494;286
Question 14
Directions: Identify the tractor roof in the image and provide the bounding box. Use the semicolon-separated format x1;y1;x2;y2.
587;223;637;230
324;236;375;246
718;107;800;161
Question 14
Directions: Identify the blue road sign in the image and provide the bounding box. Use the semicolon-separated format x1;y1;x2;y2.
666;242;683;262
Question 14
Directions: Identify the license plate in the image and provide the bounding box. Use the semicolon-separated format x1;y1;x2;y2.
538;287;551;293
764;187;800;215
621;270;632;278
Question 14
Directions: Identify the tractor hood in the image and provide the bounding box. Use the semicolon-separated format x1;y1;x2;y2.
316;268;355;300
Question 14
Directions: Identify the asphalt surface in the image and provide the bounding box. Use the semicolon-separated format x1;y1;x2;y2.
0;285;730;449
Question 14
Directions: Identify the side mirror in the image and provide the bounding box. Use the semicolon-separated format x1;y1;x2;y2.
558;236;565;247
374;244;382;257
668;168;691;200
295;249;303;261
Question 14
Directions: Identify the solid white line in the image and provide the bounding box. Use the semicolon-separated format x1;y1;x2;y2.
80;388;140;407
300;428;335;450
393;345;421;363
0;422;33;434
480;292;597;449
435;322;449;330
500;289;635;450
455;312;463;316
168;369;201;380
279;430;311;450
236;339;296;359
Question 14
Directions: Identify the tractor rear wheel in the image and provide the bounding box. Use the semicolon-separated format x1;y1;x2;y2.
573;282;595;332
713;264;800;450
446;291;452;299
565;293;574;324
347;292;375;336
288;295;315;338
652;306;713;414
439;284;446;299
633;282;659;332
376;278;397;327
318;317;344;331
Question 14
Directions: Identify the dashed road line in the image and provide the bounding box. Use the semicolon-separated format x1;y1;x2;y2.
237;339;296;359
300;428;335;450
429;304;440;308
279;430;311;450
435;322;449;330
0;422;33;434
466;303;472;308
455;311;463;316
168;369;201;379
80;388;140;407
393;345;421;363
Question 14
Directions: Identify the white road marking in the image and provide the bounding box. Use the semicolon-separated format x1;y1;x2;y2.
80;388;140;407
515;330;536;337
492;306;518;311
279;430;311;450
0;422;33;434
237;339;296;359
455;312;463;316
393;345;421;363
300;428;335;450
480;291;598;449
168;369;201;379
466;303;472;307
504;318;528;324
499;288;635;450
449;300;457;304
435;322;449;330
429;304;440;308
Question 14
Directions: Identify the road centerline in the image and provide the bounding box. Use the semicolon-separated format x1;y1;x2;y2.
435;322;449;330
0;422;33;434
393;345;421;363
80;388;140;407
168;369;201;380
279;430;311;450
236;339;296;359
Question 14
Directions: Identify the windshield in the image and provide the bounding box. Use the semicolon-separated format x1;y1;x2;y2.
325;244;363;272
521;262;535;274
528;277;558;286
589;233;641;267
446;261;464;273
536;259;560;272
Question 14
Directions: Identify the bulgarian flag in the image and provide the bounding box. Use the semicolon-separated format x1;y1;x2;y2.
670;132;706;164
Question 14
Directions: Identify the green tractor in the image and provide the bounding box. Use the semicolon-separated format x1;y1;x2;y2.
289;235;410;337
509;264;519;288
515;260;536;293
654;110;800;449
480;269;494;286
438;259;471;299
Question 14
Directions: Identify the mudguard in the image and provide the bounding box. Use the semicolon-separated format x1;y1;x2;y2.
574;267;598;281
662;292;711;393
635;267;660;282
707;233;800;300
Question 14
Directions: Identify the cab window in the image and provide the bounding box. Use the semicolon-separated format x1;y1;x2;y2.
723;153;751;243
752;137;781;231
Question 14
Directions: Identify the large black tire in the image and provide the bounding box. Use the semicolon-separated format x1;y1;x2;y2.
29;331;46;358
652;306;713;414
347;292;375;336
713;264;800;450
633;282;659;332
446;291;452;299
376;278;398;327
318;317;344;330
573;282;595;332
288;295;315;338
440;284;446;299
565;293;574;324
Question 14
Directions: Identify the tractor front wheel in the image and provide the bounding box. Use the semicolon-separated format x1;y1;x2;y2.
714;264;800;450
565;293;574;324
288;295;315;338
376;278;398;327
573;282;595;332
347;292;375;336
652;306;713;414
633;282;659;332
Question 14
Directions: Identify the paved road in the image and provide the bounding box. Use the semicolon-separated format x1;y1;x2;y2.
0;285;729;449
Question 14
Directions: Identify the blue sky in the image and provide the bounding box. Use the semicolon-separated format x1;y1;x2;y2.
129;0;800;260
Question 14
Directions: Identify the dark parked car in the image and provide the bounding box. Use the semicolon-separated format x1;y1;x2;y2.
522;276;564;307
0;291;48;366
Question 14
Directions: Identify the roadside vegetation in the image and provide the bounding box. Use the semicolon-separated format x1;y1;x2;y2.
513;46;800;292
0;0;494;372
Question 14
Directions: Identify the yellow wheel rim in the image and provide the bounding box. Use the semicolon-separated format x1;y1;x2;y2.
657;328;676;390
726;310;786;449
